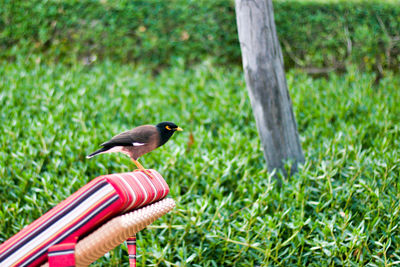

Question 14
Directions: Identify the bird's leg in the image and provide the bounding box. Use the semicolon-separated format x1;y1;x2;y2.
132;159;154;179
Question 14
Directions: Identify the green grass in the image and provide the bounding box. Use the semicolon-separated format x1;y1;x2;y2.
0;59;399;266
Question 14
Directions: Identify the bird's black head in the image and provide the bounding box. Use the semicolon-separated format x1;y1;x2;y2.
156;121;183;147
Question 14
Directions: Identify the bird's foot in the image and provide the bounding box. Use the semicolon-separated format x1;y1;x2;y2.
131;159;154;179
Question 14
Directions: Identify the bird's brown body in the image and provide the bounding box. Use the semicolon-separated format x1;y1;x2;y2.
121;143;157;160
101;125;159;160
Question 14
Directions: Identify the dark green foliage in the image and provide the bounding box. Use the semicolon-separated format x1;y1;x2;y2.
1;59;399;265
275;0;400;73
1;0;399;72
0;0;240;68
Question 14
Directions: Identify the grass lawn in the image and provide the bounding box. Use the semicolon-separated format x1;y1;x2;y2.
0;59;399;266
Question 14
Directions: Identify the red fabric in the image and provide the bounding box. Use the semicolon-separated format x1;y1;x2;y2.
0;170;169;267
106;170;169;212
127;235;137;267
48;239;77;267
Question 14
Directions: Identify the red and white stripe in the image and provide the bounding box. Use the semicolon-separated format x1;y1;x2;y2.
0;170;170;267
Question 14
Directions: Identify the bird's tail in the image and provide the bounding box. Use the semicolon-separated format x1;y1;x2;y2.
86;147;108;159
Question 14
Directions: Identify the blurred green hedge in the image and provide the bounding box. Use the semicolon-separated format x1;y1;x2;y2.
1;0;399;72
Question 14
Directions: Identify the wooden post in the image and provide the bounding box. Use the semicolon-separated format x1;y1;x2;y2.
235;0;304;175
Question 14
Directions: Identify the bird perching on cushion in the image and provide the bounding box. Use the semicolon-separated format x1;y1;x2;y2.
87;122;183;178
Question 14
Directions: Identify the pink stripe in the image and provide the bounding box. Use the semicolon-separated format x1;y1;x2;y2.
122;173;143;208
108;170;170;212
135;172;156;204
0;178;105;255
127;235;137;267
0;170;170;267
114;174;136;211
153;171;169;198
152;172;165;200
127;173;149;207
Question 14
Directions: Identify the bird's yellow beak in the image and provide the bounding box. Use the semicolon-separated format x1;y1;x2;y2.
176;127;183;131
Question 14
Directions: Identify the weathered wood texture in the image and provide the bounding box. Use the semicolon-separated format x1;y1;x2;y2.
235;0;304;174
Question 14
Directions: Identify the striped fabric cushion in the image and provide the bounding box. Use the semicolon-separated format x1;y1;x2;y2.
0;170;169;267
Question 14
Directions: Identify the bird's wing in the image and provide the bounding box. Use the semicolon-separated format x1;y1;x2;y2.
100;125;157;147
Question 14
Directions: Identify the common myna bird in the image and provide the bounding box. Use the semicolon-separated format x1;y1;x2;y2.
87;122;183;178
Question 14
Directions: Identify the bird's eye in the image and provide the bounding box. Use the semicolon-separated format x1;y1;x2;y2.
165;125;172;130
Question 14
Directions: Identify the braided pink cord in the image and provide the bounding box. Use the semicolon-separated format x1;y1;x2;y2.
127;235;137;267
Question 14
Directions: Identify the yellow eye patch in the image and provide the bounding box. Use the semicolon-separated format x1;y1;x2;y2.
165;125;172;130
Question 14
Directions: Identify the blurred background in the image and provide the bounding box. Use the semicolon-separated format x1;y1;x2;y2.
1;0;399;265
2;0;399;73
